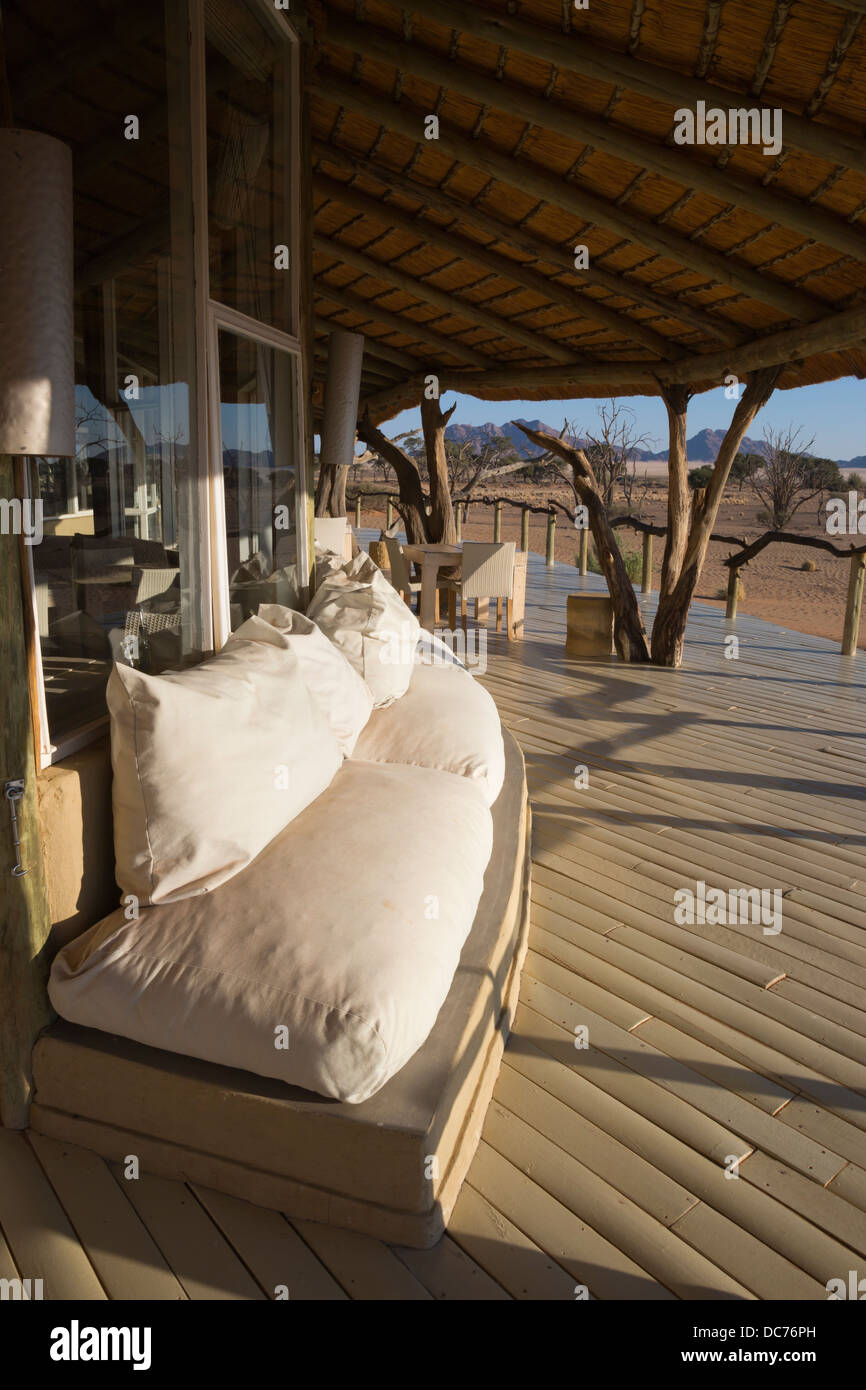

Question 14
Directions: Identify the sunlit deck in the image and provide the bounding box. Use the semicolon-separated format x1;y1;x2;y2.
2;552;865;1300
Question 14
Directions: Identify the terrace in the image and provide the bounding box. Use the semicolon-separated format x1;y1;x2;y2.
2;553;865;1300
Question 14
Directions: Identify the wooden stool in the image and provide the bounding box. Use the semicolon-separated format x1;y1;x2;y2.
566;594;614;657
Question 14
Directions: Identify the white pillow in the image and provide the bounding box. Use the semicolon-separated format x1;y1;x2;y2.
228;605;374;755
307;551;420;707
107;640;342;905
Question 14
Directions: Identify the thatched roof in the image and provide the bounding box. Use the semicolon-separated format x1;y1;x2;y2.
308;0;866;421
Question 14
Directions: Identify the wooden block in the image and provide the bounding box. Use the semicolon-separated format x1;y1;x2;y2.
566;593;614;657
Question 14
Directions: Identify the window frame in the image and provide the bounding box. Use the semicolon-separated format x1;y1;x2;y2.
25;0;306;767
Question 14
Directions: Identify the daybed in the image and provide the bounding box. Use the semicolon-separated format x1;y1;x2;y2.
30;551;530;1248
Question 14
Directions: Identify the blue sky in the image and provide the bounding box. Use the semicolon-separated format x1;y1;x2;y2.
379;375;865;462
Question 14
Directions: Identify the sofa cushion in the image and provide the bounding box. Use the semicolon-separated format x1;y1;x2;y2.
307;551;419;708
48;761;494;1105
351;657;506;806
107;640;342;905
229;605;374;756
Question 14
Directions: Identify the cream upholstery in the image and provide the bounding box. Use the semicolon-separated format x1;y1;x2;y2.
384;537;421;602
229;605;374;755
307;550;420;707
107;640;342;904
48;761;494;1105
351;655;505;806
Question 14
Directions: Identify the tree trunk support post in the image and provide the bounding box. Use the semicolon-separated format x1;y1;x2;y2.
546;510;556;566
316;329;364;517
641;531;653;595
520;505;529;552
842;552;866;656
579;526;589;575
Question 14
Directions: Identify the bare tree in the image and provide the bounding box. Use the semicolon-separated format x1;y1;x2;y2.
556;399;654;514
752;425;818;529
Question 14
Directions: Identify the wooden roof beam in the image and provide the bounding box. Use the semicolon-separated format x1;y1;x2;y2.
312;137;742;345
388;0;866;177
314;74;826;323
315;138;739;347
313;230;582;363
439;298;866;393
314;170;678;358
312;278;488;367
322;15;866;263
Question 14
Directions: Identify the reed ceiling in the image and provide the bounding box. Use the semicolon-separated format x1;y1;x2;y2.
308;0;866;420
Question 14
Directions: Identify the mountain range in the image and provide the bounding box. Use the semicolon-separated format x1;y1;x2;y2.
444;419;865;469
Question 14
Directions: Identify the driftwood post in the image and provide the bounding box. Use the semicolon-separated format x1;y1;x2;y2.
641;531;653;595
842;552;866;655
579;526;589;575
356;413;433;545
420;394;457;544
545;510;556;566
726;566;741;621
517;423;651;662
650;367;781;667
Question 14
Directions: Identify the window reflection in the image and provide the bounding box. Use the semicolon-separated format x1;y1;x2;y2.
217;331;299;630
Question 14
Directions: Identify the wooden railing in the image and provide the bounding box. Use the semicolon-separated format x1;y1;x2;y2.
349;492;866;654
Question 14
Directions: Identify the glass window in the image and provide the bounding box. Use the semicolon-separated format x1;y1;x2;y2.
205;0;295;333
7;0;207;748
215;329;301;630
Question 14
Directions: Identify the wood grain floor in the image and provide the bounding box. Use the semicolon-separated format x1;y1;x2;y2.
2;552;864;1300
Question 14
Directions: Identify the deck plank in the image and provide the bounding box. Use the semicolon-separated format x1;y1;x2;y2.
27;1134;186;1301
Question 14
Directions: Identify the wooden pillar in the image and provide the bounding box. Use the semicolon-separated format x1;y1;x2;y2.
386;495;394;529
641;531;653;595
546;510;556;566
493;498;502;542
316;329;364;517
725;566;740;620
456;501;463;542
578;526;589;575
842;552;866;655
0;458;55;1127
520;505;529;552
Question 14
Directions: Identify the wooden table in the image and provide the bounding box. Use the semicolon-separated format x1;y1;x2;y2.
400;542;462;630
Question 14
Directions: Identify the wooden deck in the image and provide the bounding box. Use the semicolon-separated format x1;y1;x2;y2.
3;552;866;1300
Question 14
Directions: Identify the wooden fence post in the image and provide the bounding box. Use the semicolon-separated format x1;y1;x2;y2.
579;526;589;575
725;566;740;621
354;495;362;528
842;552;866;655
520;505;529;552
456;501;462;542
386;495;393;529
641;531;653;595
546;510;556;567
493;498;502;542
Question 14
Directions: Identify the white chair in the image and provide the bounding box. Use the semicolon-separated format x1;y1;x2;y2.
443;541;520;638
384;537;422;609
314;516;351;560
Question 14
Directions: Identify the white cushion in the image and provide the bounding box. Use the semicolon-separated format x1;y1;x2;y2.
49;761;494;1104
351;658;506;806
107;641;342;905
228;605;374;756
307;551;419;708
